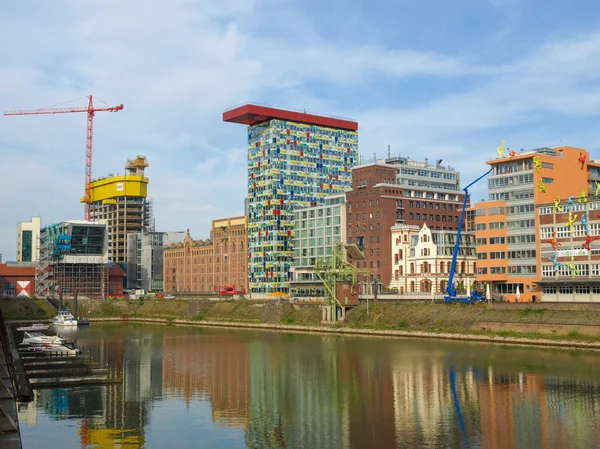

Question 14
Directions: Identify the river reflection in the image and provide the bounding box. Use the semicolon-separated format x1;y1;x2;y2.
18;324;600;449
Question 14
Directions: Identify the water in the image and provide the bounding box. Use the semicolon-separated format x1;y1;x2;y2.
18;324;600;449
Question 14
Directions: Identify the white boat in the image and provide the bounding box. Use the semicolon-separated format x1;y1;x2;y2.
21;332;64;346
52;310;78;327
17;323;49;332
27;342;80;356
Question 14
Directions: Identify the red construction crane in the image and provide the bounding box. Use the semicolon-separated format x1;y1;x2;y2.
3;95;124;220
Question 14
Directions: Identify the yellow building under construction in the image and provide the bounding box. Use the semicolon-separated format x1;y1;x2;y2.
83;156;153;265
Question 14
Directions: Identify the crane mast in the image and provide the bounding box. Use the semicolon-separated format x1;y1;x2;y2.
445;167;493;302
3;95;123;220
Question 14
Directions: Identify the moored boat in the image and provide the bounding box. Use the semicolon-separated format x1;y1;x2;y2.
16;323;50;332
21;331;64;346
52;310;78;327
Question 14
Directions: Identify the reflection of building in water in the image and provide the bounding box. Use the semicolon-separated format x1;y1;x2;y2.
161;333;248;429
392;360;452;445
246;338;348;449
17;394;37;425
74;327;164;448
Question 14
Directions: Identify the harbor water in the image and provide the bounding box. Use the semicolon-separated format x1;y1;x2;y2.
18;323;600;449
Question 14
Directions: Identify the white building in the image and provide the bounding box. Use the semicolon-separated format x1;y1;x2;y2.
16;216;41;263
390;223;476;294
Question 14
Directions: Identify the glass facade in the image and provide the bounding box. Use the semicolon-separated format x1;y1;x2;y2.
293;195;345;268
247;119;358;293
21;230;32;262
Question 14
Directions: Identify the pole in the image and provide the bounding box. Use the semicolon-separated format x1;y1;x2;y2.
74;291;78;319
59;290;63;311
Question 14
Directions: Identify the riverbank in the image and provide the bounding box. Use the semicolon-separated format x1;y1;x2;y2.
4;298;600;350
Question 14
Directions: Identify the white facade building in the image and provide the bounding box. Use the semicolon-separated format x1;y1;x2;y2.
390;223;476;294
16;216;41;263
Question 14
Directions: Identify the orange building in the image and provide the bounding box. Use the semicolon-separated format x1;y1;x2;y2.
163;216;247;294
468;146;590;302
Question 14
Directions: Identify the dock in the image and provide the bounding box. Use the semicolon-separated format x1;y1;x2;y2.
0;313;122;449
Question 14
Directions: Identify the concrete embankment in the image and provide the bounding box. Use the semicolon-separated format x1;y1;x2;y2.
4;298;600;350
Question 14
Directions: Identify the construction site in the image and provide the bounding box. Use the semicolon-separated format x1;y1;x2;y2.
35;220;115;299
86;155;153;265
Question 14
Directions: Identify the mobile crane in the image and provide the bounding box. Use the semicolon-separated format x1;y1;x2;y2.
444;167;493;304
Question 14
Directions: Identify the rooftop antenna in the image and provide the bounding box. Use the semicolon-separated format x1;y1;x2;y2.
373;152;377;163
387;145;391;158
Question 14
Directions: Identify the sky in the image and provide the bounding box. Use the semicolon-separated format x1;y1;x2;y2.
2;0;600;260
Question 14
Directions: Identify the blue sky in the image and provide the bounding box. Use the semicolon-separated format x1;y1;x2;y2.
2;0;600;260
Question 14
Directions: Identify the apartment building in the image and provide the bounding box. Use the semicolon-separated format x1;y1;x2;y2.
346;161;465;293
468;146;590;302
389;223;476;294
16;216;41;263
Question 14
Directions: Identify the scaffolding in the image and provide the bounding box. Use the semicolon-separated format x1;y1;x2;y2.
35;221;109;299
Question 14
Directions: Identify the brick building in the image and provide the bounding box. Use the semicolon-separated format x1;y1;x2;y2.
163;217;247;294
346;162;465;293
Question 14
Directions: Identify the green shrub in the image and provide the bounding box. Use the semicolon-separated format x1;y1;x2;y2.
397;319;409;328
191;313;205;321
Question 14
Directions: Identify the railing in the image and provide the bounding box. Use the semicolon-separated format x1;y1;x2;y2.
0;308;17;393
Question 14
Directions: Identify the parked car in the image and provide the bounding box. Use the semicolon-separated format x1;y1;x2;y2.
165;294;176;299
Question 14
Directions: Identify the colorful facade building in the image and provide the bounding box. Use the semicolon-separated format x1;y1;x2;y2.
538;198;600;302
223;104;358;295
16;216;41;263
346;162;465;294
87;156;153;265
468;145;593;302
389;223;476;294
163;217;247;294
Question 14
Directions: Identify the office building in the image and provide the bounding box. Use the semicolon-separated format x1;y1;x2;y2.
389;223;476;293
289;194;346;298
223;104;358;295
537;197;600;302
468;146;591;302
16;216;41;263
163;216;247;294
126;232;183;292
346;161;465;293
87;156;153;265
35;220;124;298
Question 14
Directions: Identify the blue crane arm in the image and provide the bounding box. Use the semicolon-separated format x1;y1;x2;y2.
446;167;493;298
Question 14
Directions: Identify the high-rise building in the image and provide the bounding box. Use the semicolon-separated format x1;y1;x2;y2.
16;216;41;263
87;156;153;265
468;146;590;302
223;104;358;295
163;216;248;294
346;160;465;293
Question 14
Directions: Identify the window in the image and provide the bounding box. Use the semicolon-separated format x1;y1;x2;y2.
477;253;488;260
489;222;504;230
542;177;554;184
476;223;487;231
475;209;486;216
542;162;554;169
488;207;505;215
476;238;487;245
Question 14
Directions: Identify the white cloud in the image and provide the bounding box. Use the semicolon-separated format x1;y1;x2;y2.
1;0;600;260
